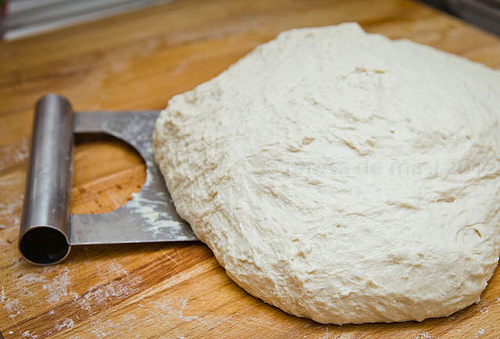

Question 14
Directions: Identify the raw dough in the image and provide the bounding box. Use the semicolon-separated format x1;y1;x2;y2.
153;23;500;324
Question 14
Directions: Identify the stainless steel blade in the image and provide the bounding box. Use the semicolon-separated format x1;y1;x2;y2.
71;110;197;244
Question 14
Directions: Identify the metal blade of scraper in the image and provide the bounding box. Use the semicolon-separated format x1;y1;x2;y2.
19;94;197;266
72;110;197;244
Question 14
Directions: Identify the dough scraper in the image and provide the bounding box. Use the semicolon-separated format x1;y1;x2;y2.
19;94;198;265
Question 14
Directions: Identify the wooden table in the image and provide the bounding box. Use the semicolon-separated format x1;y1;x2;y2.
1;0;499;338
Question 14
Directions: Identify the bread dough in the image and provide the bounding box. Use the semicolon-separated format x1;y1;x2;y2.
153;23;500;324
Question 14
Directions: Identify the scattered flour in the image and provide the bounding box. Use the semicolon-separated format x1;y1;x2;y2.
331;334;356;339
0;198;23;230
21;330;37;339
17;273;46;297
73;275;142;313
121;314;137;322
128;192;179;236
153;297;198;322
43;268;71;303
478;303;489;314
2;259;146;337
55;318;75;331
0;138;29;172
19;274;45;284
89;318;121;339
1;286;23;318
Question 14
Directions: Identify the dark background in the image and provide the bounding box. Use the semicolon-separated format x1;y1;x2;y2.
420;0;499;35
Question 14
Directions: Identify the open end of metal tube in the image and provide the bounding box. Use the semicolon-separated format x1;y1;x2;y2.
19;227;70;265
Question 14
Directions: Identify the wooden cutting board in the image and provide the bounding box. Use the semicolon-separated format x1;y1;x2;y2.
0;0;499;338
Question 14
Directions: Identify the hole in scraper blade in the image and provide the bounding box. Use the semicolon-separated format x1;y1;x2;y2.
71;133;146;214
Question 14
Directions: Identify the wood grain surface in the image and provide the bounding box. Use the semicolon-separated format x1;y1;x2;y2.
1;0;499;338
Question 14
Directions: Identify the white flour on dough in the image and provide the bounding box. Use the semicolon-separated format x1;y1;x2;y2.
153;23;500;324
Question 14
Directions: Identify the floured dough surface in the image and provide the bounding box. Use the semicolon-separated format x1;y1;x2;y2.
153;23;500;324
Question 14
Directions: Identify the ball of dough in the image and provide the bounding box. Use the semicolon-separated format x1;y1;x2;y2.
153;23;500;324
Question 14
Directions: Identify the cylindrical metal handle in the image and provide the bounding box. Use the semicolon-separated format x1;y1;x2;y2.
19;94;74;265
